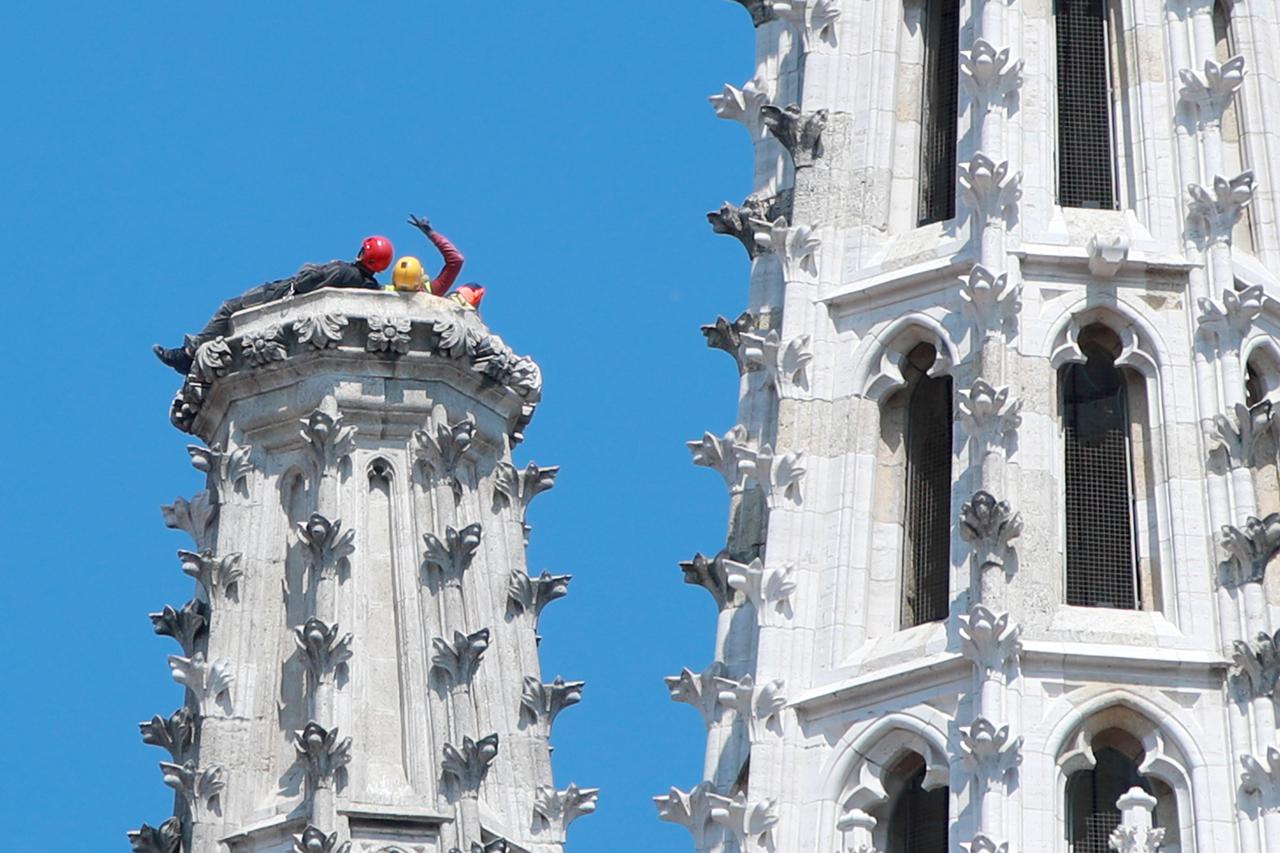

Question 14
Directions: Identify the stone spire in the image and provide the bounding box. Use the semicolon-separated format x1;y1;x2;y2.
135;289;594;852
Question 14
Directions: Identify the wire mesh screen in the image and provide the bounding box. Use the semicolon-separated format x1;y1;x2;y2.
902;375;953;628
1067;749;1146;852
888;768;949;853
1062;360;1137;609
918;0;960;225
1055;0;1117;209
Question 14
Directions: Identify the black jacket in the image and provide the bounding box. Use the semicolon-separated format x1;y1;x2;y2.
290;260;380;295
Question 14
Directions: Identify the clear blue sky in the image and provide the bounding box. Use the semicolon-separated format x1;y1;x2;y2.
0;2;759;850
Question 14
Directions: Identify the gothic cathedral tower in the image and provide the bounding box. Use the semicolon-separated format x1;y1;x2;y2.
660;0;1280;850
132;289;594;852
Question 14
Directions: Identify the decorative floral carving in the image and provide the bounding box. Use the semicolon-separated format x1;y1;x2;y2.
702;311;756;373
665;661;728;727
771;0;840;49
710;80;769;139
293;721;352;790
1240;747;1280;811
169;652;234;716
293;313;348;349
959;491;1023;575
1188;172;1256;247
678;551;735;610
1198;283;1265;344
726;557;796;624
1230;629;1280;701
178;548;244;599
1209;401;1277;470
414;415;477;499
293;617;353;684
431;628;490;689
296;513;356;576
188;442;253;502
507;569;572;626
963;836;1010;853
715;673;787;741
956;380;1021;455
534;783;600;835
1219;513;1280;588
958;154;1022;227
709;791;780;850
241;324;288;366
365;315;412;353
959;40;1023;112
520;675;585;732
160;760;224;817
442;733;500;795
755;219;821;280
493;460;559;540
752;443;807;506
742;330;812;398
150;599;210;657
958;603;1022;673
654;782;720;848
140;707;197;763
190;337;233;384
1109;825;1165;853
688;424;756;493
293;826;351;853
300;409;358;471
761;103;827;167
162;490;217;547
1180;55;1247;123
127;817;183;853
959;264;1020;344
707;199;773;260
422;523;483;585
959;717;1022;782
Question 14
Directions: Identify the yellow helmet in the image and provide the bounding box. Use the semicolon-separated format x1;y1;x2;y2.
391;256;427;291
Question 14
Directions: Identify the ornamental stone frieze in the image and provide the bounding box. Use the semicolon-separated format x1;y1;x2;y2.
959;492;1023;575
760;103;828;167
441;734;500;795
702;311;757;374
520;676;585;733
413;414;477;499
1180;55;1247;124
959;265;1020;345
128;817;183;853
430;628;491;690
294;617;353;686
726;557;797;625
293;722;352;792
169;652;233;716
959;40;1023;113
958;154;1022;227
710;80;769;140
533;783;600;837
422;523;484;586
714;673;787;741
1187;172;1257;247
1218;513;1280;588
150;599;209;657
297;513;355;578
506;569;571;627
666;661;730;727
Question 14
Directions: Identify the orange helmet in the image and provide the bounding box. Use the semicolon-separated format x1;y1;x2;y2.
451;284;485;309
358;235;394;272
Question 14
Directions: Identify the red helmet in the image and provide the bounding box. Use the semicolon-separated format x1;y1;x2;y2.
358;235;394;272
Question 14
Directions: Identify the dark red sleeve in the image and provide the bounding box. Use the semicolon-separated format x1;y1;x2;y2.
427;231;465;297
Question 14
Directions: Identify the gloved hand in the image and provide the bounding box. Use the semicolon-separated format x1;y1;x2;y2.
408;214;432;234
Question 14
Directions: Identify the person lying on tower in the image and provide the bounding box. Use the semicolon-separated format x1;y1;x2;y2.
152;214;465;374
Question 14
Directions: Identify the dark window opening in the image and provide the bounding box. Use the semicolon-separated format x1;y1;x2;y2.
918;0;960;225
1066;747;1148;853
1056;0;1117;209
887;759;949;853
1247;362;1264;408
1062;326;1138;609
901;344;953;628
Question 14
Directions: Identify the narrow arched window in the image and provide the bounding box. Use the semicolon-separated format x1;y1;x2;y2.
901;344;953;627
886;759;949;853
1056;0;1118;209
918;0;960;225
1061;326;1138;609
1065;748;1146;852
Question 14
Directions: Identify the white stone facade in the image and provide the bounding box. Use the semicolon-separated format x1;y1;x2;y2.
133;290;591;852
662;1;1280;851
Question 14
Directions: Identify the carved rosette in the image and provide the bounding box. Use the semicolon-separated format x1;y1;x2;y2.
1219;513;1280;588
958;264;1020;345
710;80;769;139
1198;283;1264;348
958;154;1022;227
726;557;797;626
741;329;813;398
520;675;585;733
150;599;210;657
1187;172;1256;248
441;734;500;796
127;817;184;853
959;40;1023;113
431;628;490;690
365;315;412;353
1209;401;1277;470
760;103;828;167
688;424;756;493
959;717;1022;783
506;569;571;627
293;313;348;349
755;218;821;280
241;324;288;366
958;603;1022;674
956;380;1022;457
1180;55;1246;126
296;513;356;576
665;661;729;727
678;551;735;610
293;617;353;685
422;523;483;587
1230;629;1280;701
169;652;234;716
414;414;477;499
293;825;351;853
959;491;1023;576
533;783;600;837
702;311;757;373
714;673;787;741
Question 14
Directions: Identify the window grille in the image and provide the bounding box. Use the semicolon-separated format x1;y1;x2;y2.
1055;0;1117;209
1062;342;1138;609
901;369;953;628
887;765;949;853
1066;748;1146;853
918;0;960;225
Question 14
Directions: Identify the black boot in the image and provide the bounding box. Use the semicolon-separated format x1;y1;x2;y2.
153;344;194;375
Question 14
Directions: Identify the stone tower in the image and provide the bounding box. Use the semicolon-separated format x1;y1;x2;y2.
660;0;1280;850
132;288;595;852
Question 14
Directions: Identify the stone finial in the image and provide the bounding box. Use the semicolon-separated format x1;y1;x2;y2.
715;673;787;741
169;652;234;716
710;80;769;139
292;313;348;350
293;826;351;853
726;557;797;624
299;409;358;471
1219;513;1280;588
678;551;735;610
963;836;1010;853
959;264;1020;344
507;569;572;626
959;491;1023;575
1241;747;1280;811
1230;629;1280;701
521;675;585;732
534;783;600;835
742;329;813;398
1108;787;1165;853
760;103;828;167
241;324;288;366
1209;401;1277;470
1180;55;1246;121
707;199;773;260
771;0;841;49
729;0;776;26
702;311;757;373
752;443;807;506
140;707;197;764
688;424;756;493
188;442;252;502
422;523;483;585
162;491;217;547
653;782;720;848
431;628;490;690
293;722;352;791
709;791;780;850
958;154;1022;227
127;817;183;853
837;808;879;853
959;40;1023;112
160;760;224;819
178;549;244;600
958;603;1022;673
413;414;477;499
293;617;353;684
1087;233;1130;278
755;218;822;280
959;717;1022;782
1188;172;1256;247
150;599;210;657
1198;283;1265;345
493;461;559;541
296;513;355;577
666;661;729;727
442;734;500;795
957;380;1022;455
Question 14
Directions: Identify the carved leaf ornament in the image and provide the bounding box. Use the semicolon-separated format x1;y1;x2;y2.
959;264;1020;343
293;826;351;853
665;661;729;727
1230;629;1280;701
726;557;797;624
507;569;571;625
707;200;773;260
710;791;780;849
534;783;600;834
293;313;348;349
1209;401;1277;470
710;80;769;139
423;523;483;584
150;598;210;657
760;103;828;167
127;817;184;853
958;603;1022;673
442;733;500;794
1188;172;1256;246
1219;513;1280;588
688;425;756;493
702;311;757;373
293;617;353;683
715;673;788;740
521;675;585;731
771;0;841;49
296;513;356;576
293;721;352;789
958;154;1022;225
431;628;490;689
959;491;1023;574
678;551;734;610
959;40;1023;112
742;329;813;398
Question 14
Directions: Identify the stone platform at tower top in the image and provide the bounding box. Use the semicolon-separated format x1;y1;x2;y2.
167;289;543;442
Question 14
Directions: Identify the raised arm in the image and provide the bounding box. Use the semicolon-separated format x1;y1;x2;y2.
408;214;465;297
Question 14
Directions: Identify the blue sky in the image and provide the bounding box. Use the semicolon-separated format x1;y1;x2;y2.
0;2;760;849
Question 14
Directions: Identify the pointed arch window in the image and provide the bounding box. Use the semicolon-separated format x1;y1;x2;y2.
901;344;953;627
918;0;960;225
1055;0;1118;209
1065;747;1146;852
886;758;949;853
